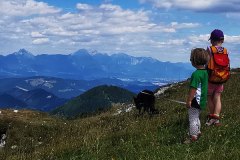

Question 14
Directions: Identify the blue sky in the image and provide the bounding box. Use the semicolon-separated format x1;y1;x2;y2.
0;0;239;67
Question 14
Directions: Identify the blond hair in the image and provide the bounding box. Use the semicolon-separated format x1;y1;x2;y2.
190;48;209;66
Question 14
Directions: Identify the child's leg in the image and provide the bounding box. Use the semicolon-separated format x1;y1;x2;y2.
206;95;216;126
197;117;201;134
206;83;223;126
213;92;221;115
206;92;222;126
207;95;215;114
188;107;201;137
207;82;215;115
211;92;222;126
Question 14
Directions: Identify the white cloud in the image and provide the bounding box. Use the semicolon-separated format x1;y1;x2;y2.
58;13;76;20
171;22;200;29
166;39;186;45
31;32;45;38
32;38;49;44
226;13;240;19
44;27;78;37
140;0;240;12
188;34;240;44
76;3;93;10
0;0;61;16
0;1;201;46
188;34;209;43
225;35;240;44
161;28;176;33
99;4;122;11
175;0;216;10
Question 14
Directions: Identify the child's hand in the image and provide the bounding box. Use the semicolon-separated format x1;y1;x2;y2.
186;88;196;108
186;101;191;108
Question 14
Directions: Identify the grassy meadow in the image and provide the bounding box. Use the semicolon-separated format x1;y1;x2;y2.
0;71;240;160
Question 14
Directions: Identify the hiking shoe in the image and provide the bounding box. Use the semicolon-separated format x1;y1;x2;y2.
205;114;211;125
197;132;202;138
206;114;220;126
183;135;198;144
205;118;218;126
214;120;222;126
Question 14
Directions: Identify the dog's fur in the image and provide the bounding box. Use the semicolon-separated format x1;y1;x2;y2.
133;90;158;115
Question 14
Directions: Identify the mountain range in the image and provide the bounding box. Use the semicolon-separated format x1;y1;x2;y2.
0;49;193;81
0;76;160;111
0;76;160;99
0;48;193;112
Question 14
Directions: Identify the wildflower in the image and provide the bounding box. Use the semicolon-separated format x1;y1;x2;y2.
11;145;18;149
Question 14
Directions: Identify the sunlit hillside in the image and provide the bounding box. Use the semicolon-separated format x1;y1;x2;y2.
0;70;239;160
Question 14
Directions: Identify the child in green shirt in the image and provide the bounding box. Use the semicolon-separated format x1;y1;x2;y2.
184;48;209;143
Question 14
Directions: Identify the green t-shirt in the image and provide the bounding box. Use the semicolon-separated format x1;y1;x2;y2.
190;69;208;109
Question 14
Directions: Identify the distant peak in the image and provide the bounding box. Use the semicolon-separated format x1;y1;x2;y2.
111;53;130;58
19;48;29;53
13;49;34;57
89;49;98;55
72;49;90;56
18;49;31;54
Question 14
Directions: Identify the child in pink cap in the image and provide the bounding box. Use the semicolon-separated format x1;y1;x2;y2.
206;29;230;126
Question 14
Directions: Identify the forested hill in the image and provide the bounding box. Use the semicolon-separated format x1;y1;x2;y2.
51;85;136;118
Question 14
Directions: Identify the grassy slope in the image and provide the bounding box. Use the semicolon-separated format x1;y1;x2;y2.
0;72;240;160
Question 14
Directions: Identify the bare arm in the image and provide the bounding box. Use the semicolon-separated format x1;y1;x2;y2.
186;87;197;108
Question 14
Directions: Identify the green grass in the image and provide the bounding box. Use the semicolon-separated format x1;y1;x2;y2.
0;72;240;160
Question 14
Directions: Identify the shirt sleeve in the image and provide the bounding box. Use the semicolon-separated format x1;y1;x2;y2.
190;72;200;89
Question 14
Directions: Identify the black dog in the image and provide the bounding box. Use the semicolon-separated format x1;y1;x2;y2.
133;90;158;115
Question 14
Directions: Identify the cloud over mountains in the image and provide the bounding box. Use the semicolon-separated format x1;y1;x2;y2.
0;0;200;58
0;0;239;67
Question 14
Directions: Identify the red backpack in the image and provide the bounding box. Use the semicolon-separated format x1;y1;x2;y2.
207;46;230;83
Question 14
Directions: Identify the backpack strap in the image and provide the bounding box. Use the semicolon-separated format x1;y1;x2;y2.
210;46;227;55
207;46;213;56
207;46;215;70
